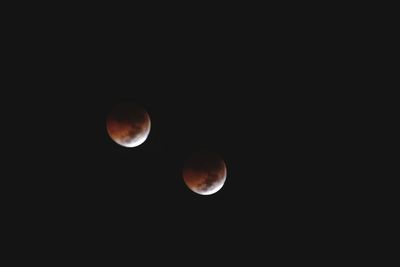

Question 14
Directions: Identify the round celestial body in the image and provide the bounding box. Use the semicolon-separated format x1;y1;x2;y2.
183;151;227;195
106;103;151;148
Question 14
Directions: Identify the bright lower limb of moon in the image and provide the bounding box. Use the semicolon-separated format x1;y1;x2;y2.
116;126;150;147
193;174;226;195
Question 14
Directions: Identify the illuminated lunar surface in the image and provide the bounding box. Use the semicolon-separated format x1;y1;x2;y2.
183;151;227;195
106;103;151;148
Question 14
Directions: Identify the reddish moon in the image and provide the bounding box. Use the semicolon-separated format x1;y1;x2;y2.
106;103;151;148
183;151;227;195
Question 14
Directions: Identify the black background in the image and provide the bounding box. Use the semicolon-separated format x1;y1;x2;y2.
6;8;354;263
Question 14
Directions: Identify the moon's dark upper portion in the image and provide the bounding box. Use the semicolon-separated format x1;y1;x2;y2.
185;151;224;173
108;103;147;125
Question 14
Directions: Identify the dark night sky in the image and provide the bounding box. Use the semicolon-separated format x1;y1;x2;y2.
6;10;354;263
37;63;340;259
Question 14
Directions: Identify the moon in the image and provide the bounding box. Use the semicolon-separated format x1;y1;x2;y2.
183;151;227;195
106;103;151;148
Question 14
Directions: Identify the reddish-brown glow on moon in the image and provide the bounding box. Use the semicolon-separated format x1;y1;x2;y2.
106;103;151;148
183;151;227;195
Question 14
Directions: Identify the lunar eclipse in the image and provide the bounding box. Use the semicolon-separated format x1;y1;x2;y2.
183;151;227;195
106;103;151;148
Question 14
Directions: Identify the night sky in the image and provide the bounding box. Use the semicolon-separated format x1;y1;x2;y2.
39;67;338;261
8;13;351;263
